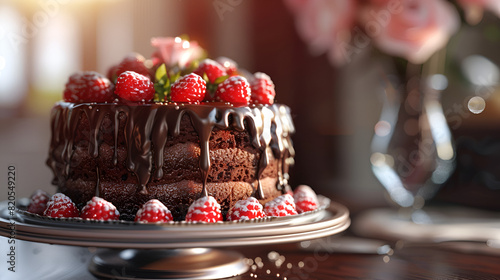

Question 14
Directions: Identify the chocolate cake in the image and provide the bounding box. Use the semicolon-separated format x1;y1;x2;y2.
45;36;296;221
47;102;294;220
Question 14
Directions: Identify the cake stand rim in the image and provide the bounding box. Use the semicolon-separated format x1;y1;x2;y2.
0;200;350;249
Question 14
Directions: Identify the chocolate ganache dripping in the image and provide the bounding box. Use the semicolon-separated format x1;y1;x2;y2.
47;102;295;199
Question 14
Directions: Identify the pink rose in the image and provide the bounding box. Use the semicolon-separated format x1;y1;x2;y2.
151;37;204;68
285;0;357;66
360;0;460;64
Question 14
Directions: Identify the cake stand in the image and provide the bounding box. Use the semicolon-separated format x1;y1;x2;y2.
0;197;350;280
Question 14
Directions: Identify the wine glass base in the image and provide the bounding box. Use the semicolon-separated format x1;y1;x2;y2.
353;206;500;243
89;248;248;280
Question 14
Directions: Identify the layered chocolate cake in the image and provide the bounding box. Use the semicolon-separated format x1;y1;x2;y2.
45;37;296;221
47;102;294;220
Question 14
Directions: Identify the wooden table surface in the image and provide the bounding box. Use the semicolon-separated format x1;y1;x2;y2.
227;242;500;280
2;236;500;279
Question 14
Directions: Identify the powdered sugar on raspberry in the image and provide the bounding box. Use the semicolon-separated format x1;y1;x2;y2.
264;194;297;217
293;185;318;203
135;199;173;223
185;196;222;223
250;72;275;105
200;58;222;68
215;75;251;104
170;73;206;102
193;58;227;83
44;193;80;218
81;196;120;221
115;53;150;78
115;71;155;102
63;71;114;103
293;185;319;214
254;72;271;82
27;190;50;215
227;197;266;221
31;190;49;203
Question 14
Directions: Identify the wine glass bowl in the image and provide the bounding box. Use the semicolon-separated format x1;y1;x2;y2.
370;74;456;222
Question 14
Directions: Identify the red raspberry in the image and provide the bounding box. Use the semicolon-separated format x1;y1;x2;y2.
81;197;120;221
63;71;114;103
170;73;206;103
216;56;238;76
115;71;155;102
264;194;297;217
250;72;275;105
27;190;50;215
185;196;222;223
44;193;80;218
215;76;251;104
227;197;266;221
115;53;151;79
135;199;173;223
193;59;227;83
293;185;319;214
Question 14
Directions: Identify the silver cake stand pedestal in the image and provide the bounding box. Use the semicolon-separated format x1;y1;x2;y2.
0;197;350;279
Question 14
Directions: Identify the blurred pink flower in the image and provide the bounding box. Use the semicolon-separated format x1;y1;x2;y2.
360;0;460;64
151;37;204;68
284;0;357;66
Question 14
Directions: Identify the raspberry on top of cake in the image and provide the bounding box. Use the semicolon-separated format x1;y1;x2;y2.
46;36;295;221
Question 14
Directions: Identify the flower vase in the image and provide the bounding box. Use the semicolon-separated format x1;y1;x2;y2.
370;68;456;221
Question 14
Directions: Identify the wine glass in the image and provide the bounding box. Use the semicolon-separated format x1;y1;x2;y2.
370;73;456;223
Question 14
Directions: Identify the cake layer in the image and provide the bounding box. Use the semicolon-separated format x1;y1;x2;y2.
47;102;294;220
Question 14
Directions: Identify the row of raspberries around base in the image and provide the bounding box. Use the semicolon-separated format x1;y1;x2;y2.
26;185;319;223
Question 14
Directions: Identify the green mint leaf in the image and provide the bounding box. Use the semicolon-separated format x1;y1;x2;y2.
154;84;165;102
214;75;229;84
155;64;167;82
170;71;181;84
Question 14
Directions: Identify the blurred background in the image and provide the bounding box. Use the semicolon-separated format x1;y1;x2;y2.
0;0;499;212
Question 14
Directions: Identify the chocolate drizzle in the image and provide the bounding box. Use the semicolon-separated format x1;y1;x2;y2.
47;102;295;199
